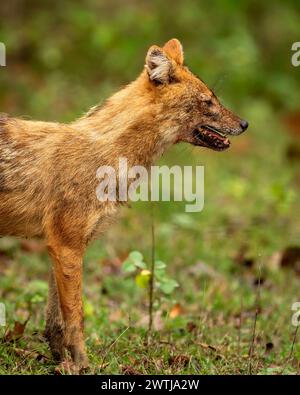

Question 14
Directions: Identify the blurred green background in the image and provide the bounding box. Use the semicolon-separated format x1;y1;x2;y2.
0;0;300;374
0;0;300;119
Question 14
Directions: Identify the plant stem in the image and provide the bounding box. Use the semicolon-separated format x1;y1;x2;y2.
281;325;299;374
248;257;262;374
148;201;155;338
238;295;243;356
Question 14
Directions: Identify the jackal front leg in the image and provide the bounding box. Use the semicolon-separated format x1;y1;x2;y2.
47;243;88;370
45;268;65;361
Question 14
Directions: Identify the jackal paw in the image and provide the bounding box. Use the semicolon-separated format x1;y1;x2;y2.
44;326;65;362
54;360;77;375
54;356;89;375
68;344;89;371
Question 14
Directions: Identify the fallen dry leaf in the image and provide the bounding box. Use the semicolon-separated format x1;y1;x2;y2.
98;362;110;370
187;321;197;333
168;355;190;368
4;318;29;342
13;347;49;362
197;342;219;352
169;303;183;319
121;365;141;375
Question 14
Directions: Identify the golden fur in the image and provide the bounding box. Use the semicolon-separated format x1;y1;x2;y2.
0;39;247;370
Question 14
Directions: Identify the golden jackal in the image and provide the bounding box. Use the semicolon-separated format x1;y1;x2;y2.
0;39;248;370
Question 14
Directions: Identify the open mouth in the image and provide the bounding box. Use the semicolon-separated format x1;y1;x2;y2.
193;125;230;151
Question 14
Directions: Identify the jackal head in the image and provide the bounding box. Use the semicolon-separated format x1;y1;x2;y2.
145;39;248;151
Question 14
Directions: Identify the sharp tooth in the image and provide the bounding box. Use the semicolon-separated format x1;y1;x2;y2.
207;126;226;137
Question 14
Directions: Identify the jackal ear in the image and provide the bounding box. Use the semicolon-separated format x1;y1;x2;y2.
163;38;184;65
145;45;173;84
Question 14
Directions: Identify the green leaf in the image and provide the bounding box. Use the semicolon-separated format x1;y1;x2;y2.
155;260;166;269
135;260;147;269
160;279;179;295
172;213;196;230
30;294;44;304
122;259;136;273
155;268;166;281
135;270;151;288
84;300;95;317
129;251;144;263
28;280;48;294
123;250;146;272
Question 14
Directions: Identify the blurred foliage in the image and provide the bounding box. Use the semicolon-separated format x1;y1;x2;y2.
0;0;300;120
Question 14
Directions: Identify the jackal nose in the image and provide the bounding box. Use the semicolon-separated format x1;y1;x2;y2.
240;120;249;131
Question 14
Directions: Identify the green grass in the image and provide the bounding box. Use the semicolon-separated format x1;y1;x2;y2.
0;114;299;375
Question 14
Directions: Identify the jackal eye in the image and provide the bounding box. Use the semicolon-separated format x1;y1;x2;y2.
205;99;213;107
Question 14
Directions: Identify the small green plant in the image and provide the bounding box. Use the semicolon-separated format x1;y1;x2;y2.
122;250;179;295
122;250;179;333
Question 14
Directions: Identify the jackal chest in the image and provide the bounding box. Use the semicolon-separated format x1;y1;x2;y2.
86;201;120;243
